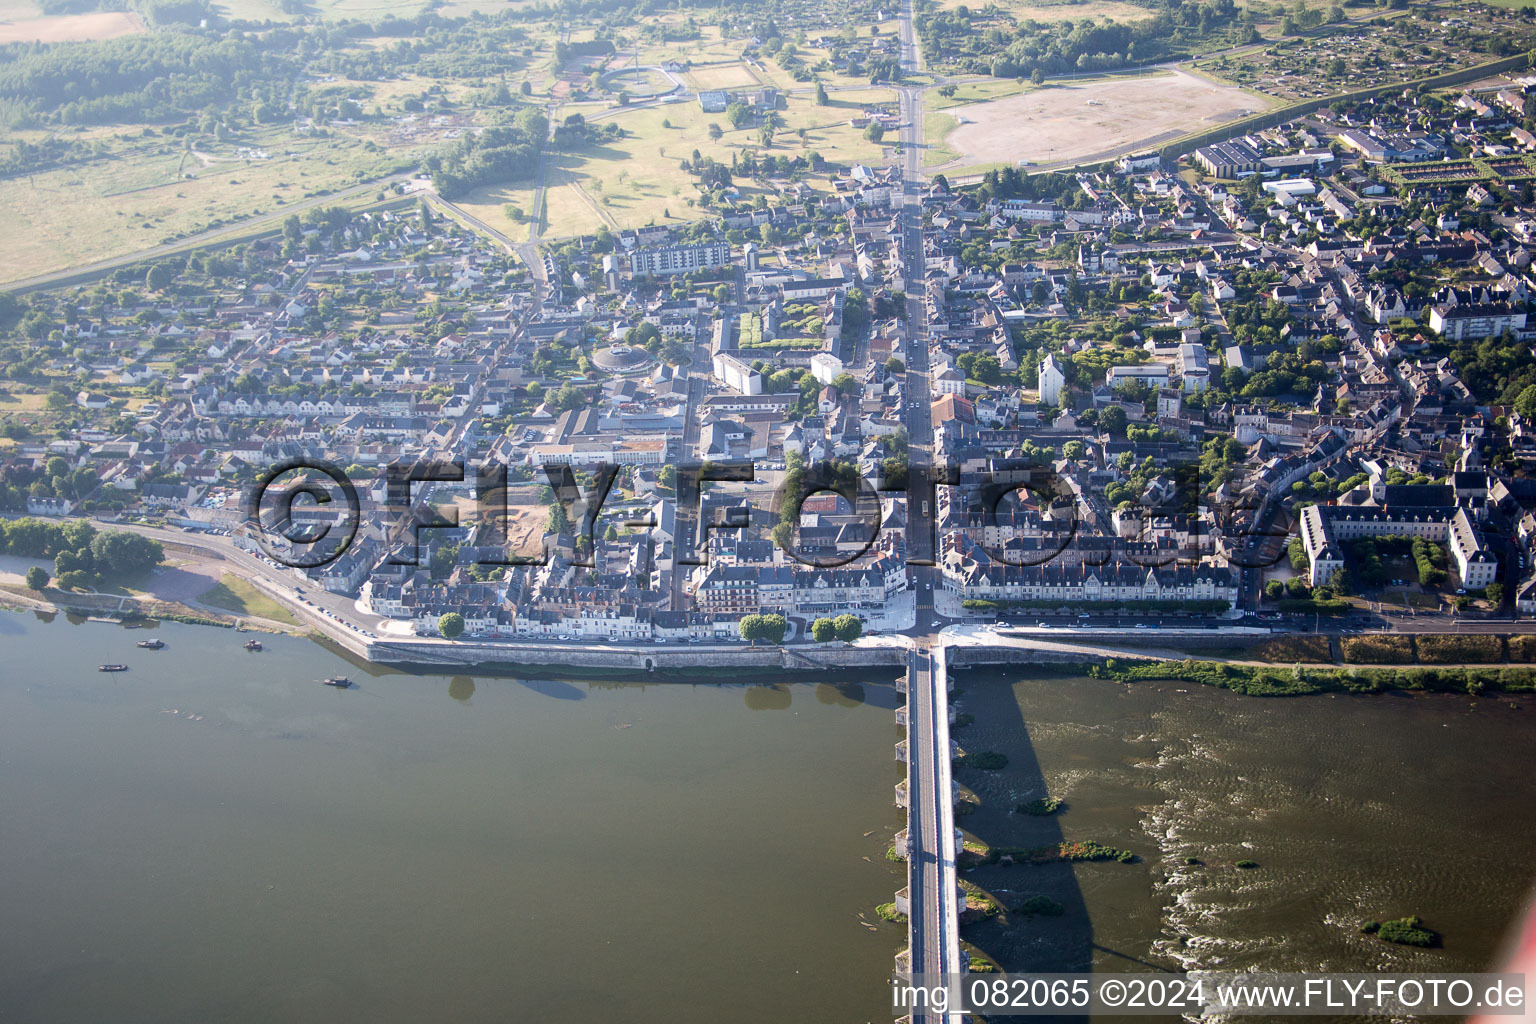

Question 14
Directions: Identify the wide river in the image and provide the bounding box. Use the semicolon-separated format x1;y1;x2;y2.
0;612;907;1024
954;670;1536;989
4;612;1535;1024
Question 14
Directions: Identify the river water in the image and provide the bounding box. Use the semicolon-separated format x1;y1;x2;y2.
6;613;1536;1024
0;612;907;1024
954;671;1536;990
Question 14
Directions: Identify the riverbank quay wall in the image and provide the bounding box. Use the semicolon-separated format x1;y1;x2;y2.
351;636;1218;673
257;584;1277;673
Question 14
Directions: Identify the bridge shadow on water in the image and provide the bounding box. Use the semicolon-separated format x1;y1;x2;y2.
949;669;1097;1004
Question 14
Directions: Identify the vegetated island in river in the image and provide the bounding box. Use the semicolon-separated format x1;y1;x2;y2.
1085;658;1536;698
1362;916;1441;947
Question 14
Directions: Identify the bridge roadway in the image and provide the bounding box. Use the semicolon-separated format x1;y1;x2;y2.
904;644;963;1023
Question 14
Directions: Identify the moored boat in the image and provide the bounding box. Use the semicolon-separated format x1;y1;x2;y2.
244;639;263;651
136;639;165;650
322;676;351;688
99;664;128;672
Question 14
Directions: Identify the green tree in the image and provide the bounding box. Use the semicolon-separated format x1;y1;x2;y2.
88;531;162;577
811;617;837;642
24;566;48;590
56;569;91;591
832;613;863;642
814;82;829;105
863;123;886;143
145;264;172;291
740;613;788;644
1099;405;1128;435
1515;384;1536;420
885;356;905;374
1288;538;1309;571
547;501;572;536
552;384;586;412
1264;579;1284;600
438;612;465;639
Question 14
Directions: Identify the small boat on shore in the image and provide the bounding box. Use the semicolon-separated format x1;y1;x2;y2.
323;676;351;688
244;639;263;651
99;664;128;672
136;639;165;650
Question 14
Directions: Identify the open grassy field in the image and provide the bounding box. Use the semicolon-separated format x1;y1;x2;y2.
923;110;960;167
928;79;1032;109
538;163;615;239
0;8;145;43
0;125;415;284
630;23;750;69
931;68;1271;171
455;179;544;241
514;84;898;238
686;63;765;92
198;574;300;626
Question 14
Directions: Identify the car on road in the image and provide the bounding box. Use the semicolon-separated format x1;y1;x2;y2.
931;620;941;628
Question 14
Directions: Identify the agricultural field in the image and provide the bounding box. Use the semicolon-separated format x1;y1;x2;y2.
929;69;1269;174
0;8;145;44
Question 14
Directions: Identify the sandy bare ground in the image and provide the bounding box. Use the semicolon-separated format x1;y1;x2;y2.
936;69;1271;170
443;498;549;558
0;10;145;43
